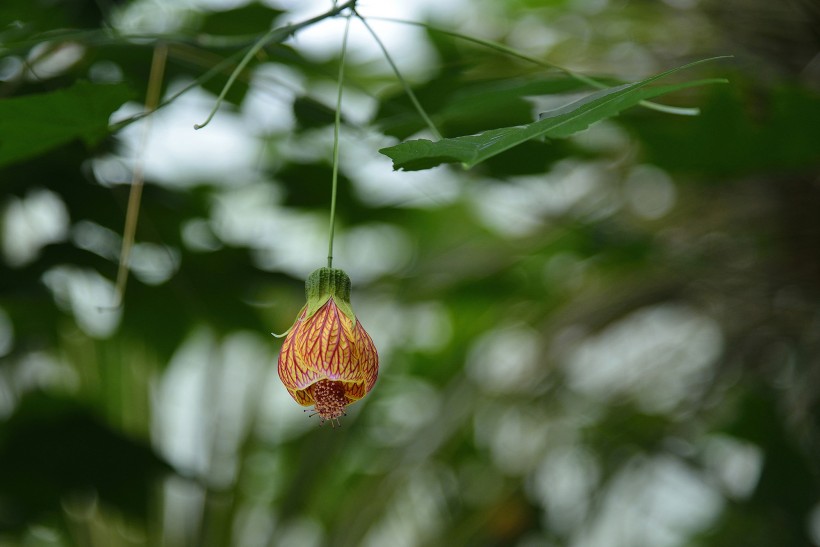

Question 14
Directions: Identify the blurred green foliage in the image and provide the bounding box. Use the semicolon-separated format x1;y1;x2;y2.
1;0;819;546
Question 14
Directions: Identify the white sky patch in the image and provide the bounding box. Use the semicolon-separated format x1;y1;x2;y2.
467;324;543;395
241;63;303;135
181;218;223;252
625;164;677;220
474;403;552;476
255;364;316;443
91;155;132;187
209;181;325;276
333;223;412;282
508;15;564;56
369;376;441;446
11;351;77;395
2;189;69;267
299;79;377;127
153;329;271;483
112;0;195;34
210;180;413;280
71;220;180;285
26;42;85;80
570;120;632;155
88;60;125;84
275;517;325;547
470;160;607;238
532;444;600;534
355;0;471;21
277;128;463;209
352;298;452;370
248;212;328;278
573;455;722;547
268;0;463;81
41;266;122;338
111;84;261;188
401;301;452;353
605;41;660;80
129;243;181;286
72;220;121;261
702;434;764;500
343;133;463;209
562;304;722;413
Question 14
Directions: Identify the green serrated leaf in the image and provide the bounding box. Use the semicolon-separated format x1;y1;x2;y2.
380;57;729;171
0;80;133;168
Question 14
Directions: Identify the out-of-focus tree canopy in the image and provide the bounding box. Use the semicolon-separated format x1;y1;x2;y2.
1;0;819;546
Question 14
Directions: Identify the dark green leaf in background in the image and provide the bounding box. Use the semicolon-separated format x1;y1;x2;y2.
293;96;344;130
0;80;133;168
197;2;283;36
0;393;170;532
625;84;820;176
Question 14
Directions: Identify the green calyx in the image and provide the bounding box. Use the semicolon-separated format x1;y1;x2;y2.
304;267;356;323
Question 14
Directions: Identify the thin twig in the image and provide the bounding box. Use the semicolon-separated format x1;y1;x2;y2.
114;43;168;307
109;45;247;133
364;15;701;116
195;0;359;130
355;12;443;138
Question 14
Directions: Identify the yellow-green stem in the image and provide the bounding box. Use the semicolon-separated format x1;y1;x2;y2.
355;12;443;139
115;43;168;307
328;15;352;268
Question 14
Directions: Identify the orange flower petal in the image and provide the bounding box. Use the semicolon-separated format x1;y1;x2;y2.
276;268;379;421
277;299;378;407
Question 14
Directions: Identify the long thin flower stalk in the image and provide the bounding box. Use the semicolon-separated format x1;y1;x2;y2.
327;16;352;268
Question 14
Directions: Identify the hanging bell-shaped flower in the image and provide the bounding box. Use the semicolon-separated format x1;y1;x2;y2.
277;267;379;423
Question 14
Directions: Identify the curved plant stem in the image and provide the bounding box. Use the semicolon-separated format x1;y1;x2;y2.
366;16;701;116
109;46;248;133
192;30;270;130
114;43;168;307
328;15;352;269
355;13;443;139
194;0;358;130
